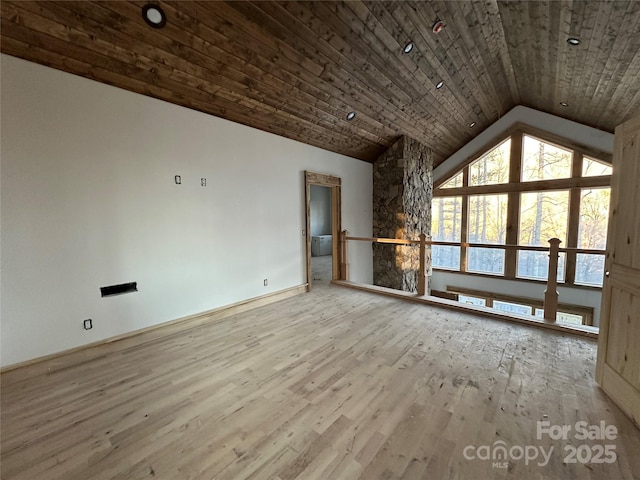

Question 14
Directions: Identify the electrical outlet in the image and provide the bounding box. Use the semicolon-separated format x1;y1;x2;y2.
201;178;207;186
174;175;181;185
83;319;93;330
302;230;305;235
263;279;268;286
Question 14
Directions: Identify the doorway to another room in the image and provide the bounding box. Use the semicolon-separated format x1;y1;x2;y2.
304;172;341;290
310;185;333;283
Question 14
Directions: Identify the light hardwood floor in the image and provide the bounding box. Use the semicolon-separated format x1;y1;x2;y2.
311;254;333;284
1;283;639;480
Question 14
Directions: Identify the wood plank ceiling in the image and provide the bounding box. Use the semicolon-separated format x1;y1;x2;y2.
1;1;639;166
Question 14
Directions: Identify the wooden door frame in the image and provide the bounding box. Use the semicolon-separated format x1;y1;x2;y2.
304;171;341;290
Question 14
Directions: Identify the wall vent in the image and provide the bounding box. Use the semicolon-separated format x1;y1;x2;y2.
100;282;138;297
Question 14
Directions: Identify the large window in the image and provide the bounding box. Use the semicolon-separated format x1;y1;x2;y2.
468;194;508;274
518;190;568;281
432;129;611;288
431;196;462;269
576;187;611;285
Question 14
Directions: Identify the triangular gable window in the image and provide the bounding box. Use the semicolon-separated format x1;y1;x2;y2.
469;138;510;186
440;172;463;189
582;157;612;177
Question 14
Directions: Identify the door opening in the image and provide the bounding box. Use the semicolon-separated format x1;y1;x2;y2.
304;172;341;290
310;185;333;284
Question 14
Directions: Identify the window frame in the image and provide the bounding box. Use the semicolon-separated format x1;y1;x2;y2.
444;286;594;326
432;124;612;289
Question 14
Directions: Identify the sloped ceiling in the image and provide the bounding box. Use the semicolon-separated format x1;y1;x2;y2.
1;1;639;167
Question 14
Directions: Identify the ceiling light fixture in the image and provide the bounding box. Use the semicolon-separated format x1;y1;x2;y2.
560;102;569;107
346;111;356;121
567;37;581;46
403;41;414;54
432;19;445;34
469;122;476;128
436;80;444;89
142;4;167;29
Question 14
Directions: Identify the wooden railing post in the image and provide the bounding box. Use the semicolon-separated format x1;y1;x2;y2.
417;233;427;296
543;238;561;322
339;230;348;281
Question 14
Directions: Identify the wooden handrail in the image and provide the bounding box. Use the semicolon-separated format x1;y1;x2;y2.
340;230;606;323
429;241;546;251
340;232;600;323
345;236;605;255
341;233;429;296
345;235;420;245
558;247;605;255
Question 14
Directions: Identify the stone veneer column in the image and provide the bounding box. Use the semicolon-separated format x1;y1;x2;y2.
373;136;433;293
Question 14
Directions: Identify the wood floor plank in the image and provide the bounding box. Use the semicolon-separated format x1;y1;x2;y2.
1;282;639;479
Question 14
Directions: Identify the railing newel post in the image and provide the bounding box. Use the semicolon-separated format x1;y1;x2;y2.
340;230;348;281
544;238;561;322
417;233;427;297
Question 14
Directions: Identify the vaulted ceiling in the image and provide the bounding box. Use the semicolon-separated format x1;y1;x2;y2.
2;1;639;167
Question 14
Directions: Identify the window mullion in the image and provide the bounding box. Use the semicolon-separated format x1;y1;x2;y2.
505;133;522;279
565;153;583;285
460;168;469;273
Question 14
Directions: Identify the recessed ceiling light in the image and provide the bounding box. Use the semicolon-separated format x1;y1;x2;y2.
436;80;444;89
432;19;445;34
469;122;476;128
567;37;581;46
403;41;414;54
560;102;569;107
142;4;166;29
346;111;356;121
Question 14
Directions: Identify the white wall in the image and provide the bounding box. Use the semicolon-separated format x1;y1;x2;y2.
310;185;332;236
431;106;614;326
0;55;373;367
